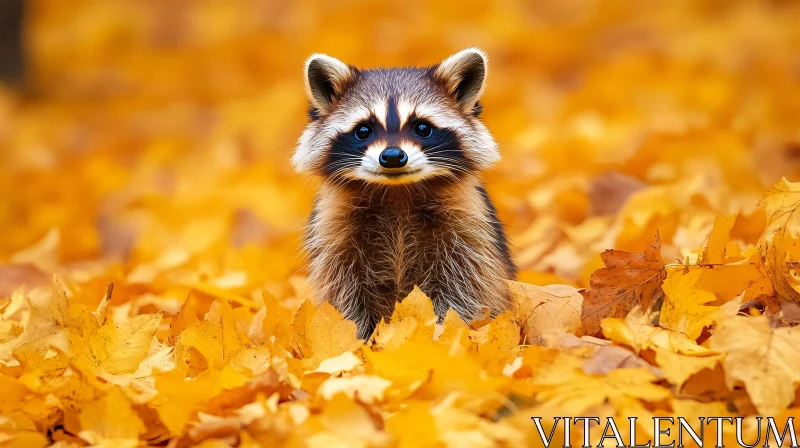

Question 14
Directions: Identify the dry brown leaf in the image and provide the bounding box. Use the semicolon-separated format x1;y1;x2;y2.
581;233;666;335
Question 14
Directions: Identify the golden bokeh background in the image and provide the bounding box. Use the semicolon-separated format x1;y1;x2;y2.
2;0;800;302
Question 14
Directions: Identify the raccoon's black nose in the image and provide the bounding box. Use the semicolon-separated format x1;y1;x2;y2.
378;148;408;168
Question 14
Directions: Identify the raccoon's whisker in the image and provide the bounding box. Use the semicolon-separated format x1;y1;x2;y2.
325;159;360;171
406;152;427;164
326;165;358;190
426;159;472;177
426;157;468;169
426;157;469;170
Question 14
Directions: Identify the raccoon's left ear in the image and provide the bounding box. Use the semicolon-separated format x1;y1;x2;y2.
304;54;355;115
432;48;488;115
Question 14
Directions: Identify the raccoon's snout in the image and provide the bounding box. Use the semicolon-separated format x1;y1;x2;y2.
378;148;408;168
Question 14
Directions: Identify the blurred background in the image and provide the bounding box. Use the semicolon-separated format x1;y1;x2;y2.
1;0;800;307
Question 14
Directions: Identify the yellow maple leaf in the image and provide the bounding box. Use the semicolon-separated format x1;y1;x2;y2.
0;278;76;362
248;290;293;347
365;336;507;398
435;308;470;346
370;287;438;349
317;375;392;404
307;351;362;375
385;401;439;448
601;306;712;355
469;310;520;369
291;299;317;357
659;267;718;339
534;368;671;415
174;299;267;374
758;178;800;303
307;393;387;447
82;312;162;375
293;301;361;369
392;286;438;325
78;387;145;447
696;253;774;303
0;412;50;448
653;348;721;388
701;213;737;264
708;314;800;415
169;296;200;345
370;316;420;352
151;365;248;435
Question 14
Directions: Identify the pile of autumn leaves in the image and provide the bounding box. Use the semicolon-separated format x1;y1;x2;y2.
0;179;799;446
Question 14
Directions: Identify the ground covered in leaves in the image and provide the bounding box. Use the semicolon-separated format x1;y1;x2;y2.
3;1;800;447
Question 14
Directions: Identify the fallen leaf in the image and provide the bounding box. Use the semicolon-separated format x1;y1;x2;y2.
302;302;362;369
696;254;774;303
78;387;145;446
318;375;392;404
659;267;718;339
758;178;800;303
385;401;439;448
365;336;507;398
508;280;583;345
601;308;712;355
701;214;737;264
654;348;722;389
82;312;162;374
151;366;248;435
709;314;800;415
309;351;362;375
310;393;387;447
534;368;671;415
581;233;666;335
0;277;78;363
470;310;520;368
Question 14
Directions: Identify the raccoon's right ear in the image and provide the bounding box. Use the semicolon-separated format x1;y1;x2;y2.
432;48;489;115
304;54;354;115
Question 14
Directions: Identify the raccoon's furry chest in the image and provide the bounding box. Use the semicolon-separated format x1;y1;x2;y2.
305;176;515;338
345;192;447;296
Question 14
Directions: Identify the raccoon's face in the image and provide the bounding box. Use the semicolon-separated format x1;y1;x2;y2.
293;48;500;185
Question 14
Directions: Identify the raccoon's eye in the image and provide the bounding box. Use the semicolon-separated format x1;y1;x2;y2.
354;124;373;141
413;121;433;138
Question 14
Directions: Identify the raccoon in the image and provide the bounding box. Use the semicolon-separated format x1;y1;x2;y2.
293;48;517;339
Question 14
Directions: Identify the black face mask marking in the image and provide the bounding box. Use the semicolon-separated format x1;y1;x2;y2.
324;130;371;176
385;96;400;133
419;127;474;174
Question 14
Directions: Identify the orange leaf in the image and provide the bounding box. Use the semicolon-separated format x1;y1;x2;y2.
581;232;666;335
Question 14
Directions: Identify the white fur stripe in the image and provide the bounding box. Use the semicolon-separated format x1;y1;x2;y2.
372;100;388;129
397;98;414;129
335;108;371;133
412;103;463;130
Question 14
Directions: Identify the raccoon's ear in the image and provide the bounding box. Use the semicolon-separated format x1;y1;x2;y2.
304;54;354;115
432;48;488;114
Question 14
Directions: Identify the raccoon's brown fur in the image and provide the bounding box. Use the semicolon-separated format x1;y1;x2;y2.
294;48;517;339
